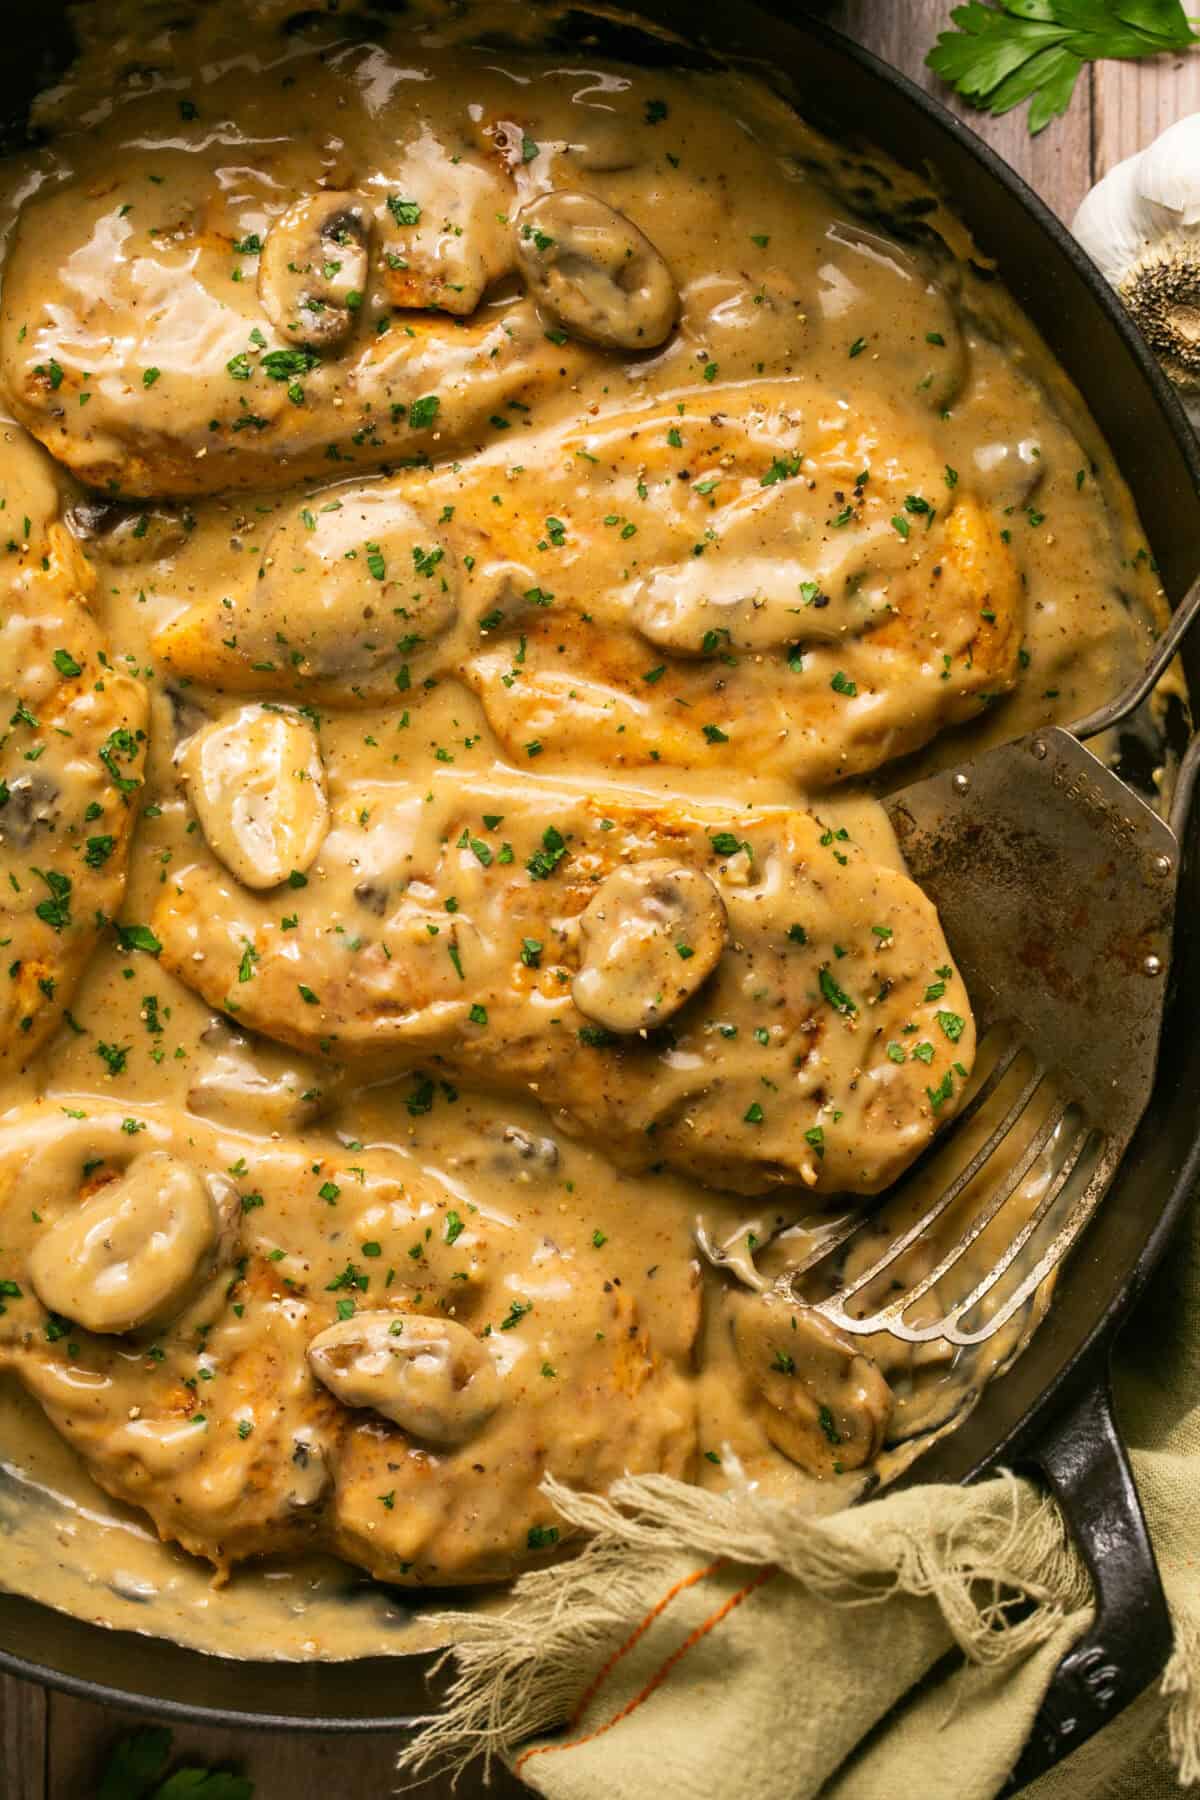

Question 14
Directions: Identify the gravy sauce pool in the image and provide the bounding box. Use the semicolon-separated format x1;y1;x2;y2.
0;0;1171;1660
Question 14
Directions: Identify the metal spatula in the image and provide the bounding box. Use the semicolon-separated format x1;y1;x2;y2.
794;579;1200;1350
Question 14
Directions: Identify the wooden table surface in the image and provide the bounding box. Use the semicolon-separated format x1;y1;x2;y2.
3;4;1195;1795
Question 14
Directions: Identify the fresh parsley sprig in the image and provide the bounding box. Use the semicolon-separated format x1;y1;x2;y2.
927;2;1199;134
96;1726;254;1800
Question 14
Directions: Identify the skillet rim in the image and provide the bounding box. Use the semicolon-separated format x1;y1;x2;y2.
2;1;1199;1732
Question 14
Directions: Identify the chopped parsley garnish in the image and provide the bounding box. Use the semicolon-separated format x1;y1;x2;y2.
32;868;71;932
819;966;856;1016
526;826;568;880
818;1404;842;1445
261;347;319;382
115;923;161;955
99;727;142;794
408;394;440;430
761;454;802;486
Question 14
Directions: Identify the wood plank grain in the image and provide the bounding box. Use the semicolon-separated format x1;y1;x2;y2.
1;1672;47;1800
46;1688;529;1800
826;0;1094;220
1094;49;1200;184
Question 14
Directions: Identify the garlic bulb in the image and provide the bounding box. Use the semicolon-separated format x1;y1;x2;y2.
1073;115;1200;423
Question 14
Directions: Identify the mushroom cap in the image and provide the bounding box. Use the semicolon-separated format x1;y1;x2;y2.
573;858;728;1033
730;1290;892;1473
307;1311;501;1444
180;702;328;891
29;1151;223;1335
258;191;370;350
512;191;678;350
254;486;459;682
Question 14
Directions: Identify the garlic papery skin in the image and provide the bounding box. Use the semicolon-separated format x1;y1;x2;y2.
1073;114;1200;419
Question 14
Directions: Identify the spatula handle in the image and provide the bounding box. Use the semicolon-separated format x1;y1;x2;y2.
1002;1374;1171;1794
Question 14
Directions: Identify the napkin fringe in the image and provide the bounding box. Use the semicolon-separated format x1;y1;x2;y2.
394;1467;1089;1789
1163;1611;1200;1786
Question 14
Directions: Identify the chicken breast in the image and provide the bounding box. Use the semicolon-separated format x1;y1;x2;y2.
153;385;1022;784
455;394;1022;786
0;436;148;1070
151;778;975;1197
0;1101;700;1584
0;133;582;498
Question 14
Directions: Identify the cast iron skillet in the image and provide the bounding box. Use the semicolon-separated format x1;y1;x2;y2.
1;3;1198;1789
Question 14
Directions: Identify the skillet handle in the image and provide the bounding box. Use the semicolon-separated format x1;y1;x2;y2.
1002;1376;1172;1793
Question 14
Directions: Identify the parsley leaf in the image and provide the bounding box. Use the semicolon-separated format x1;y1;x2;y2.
96;1726;254;1800
927;1;1197;136
96;1725;173;1800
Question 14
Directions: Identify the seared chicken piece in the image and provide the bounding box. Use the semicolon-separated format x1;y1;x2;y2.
155;385;1021;785
326;1280;697;1585
456;393;1022;786
0;1102;699;1583
0;440;148;1069
156;485;463;706
152;781;975;1197
378;129;517;316
0;137;582;498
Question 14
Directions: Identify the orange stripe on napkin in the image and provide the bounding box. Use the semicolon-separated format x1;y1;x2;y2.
516;1563;776;1775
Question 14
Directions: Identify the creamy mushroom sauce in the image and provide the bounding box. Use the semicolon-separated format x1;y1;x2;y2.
0;0;1171;1659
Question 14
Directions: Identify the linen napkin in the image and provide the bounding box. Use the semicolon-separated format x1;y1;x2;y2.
397;1189;1200;1797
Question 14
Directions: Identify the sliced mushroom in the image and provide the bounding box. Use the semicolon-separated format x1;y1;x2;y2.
161;687;210;748
253;487;458;682
694;1214;771;1291
730;1290;892;1474
573;859;727;1033
180;703;328;891
187;1020;336;1133
66;501;190;565
816;225;968;412
258;191;369;349
512;192;678;350
968;439;1047;509
487;1122;560;1181
307;1312;500;1445
29;1151;227;1335
0;772;60;850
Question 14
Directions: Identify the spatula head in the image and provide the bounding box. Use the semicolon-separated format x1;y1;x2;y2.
883;726;1177;1144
